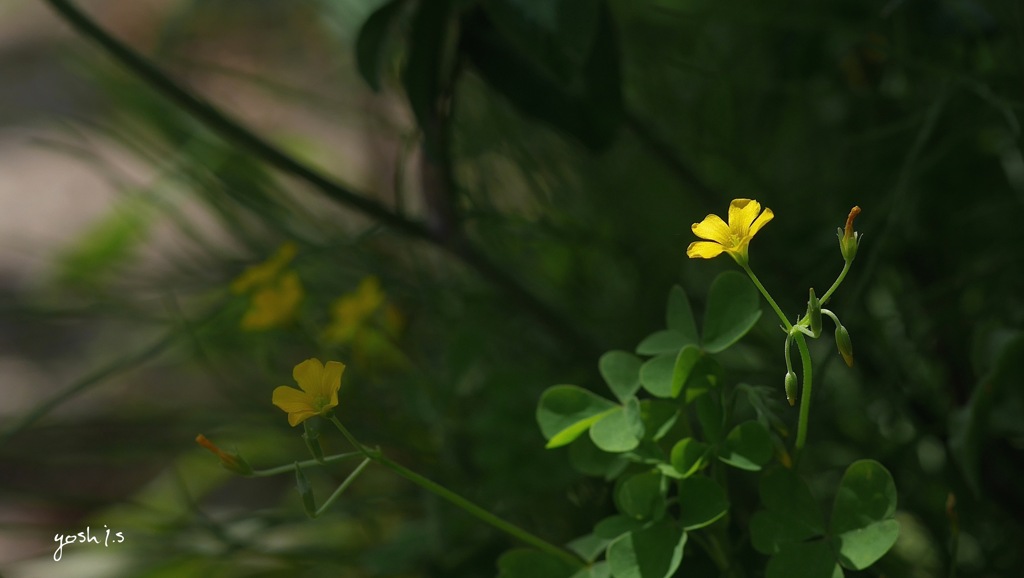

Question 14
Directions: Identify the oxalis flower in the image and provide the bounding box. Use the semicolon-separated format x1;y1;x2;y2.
272;358;345;426
687;199;774;266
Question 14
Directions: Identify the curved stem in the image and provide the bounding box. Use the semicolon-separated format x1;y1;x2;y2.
741;264;792;330
329;416;582;567
315;457;372;517
250;451;363;477
793;333;814;453
819;260;852;305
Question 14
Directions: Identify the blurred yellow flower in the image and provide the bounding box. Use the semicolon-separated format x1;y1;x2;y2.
272;358;345;426
322;276;406;370
231;243;304;330
323;276;388;343
687;199;774;266
241;271;304;330
231;242;297;294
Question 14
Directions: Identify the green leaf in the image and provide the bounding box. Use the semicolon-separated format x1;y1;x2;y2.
636;330;686;356
668;350;724;404
669;438;710;478
570;561;611;578
567;533;610;564
694;392;724;442
666;285;699;345
590;399;644;452
701;271;762;353
599;350;643;403
759;467;825;536
537;385;617;449
402;0;452;134
677;476;729;530
750;511;817;556
766;540;841;578
750;467;825;556
593;514;646;540
718;421;774;471
355;0;407;91
606;520;686;578
639;354;676;398
498;548;582;578
835;519;900;571
569;434;628;478
639;400;678;442
830;460;899;570
615;471;665;521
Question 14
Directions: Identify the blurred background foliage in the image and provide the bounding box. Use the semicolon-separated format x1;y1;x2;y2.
0;0;1022;576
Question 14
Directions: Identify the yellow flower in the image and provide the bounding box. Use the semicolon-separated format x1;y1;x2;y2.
322;276;387;344
272;358;345;426
687;199;774;265
240;271;304;330
230;243;304;331
231;242;297;294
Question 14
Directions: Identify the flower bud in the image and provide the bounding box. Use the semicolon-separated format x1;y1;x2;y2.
806;288;822;338
835;324;854;367
837;206;861;262
785;371;798;406
295;462;317;518
195;434;253;476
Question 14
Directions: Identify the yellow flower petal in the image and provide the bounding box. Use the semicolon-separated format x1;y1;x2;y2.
272;385;313;412
728;199;761;235
691;213;731;244
319;361;345;406
686;241;727;259
748;207;774;237
292;358;325;394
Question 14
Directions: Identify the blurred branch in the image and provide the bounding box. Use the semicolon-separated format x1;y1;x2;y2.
41;0;600;355
42;0;429;241
0;327;179;444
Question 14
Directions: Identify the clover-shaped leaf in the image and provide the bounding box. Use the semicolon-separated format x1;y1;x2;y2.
615;471;666;521
569;435;629;479
718;421;774;471
600;351;644;403
636;286;699;356
606;519;687;578
678;475;729;530
639;400;678;442
669;438;710;478
639;354;676;398
498;548;582;578
673;347;723;403
702;271;762;353
538;385;617;449
831;460;900;570
591;398;645;452
751;461;899;577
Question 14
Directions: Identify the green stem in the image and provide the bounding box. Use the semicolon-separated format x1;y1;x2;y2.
250;451;363;477
315;457;372;517
819;260;852;305
328;416;582;567
793;332;813;453
741;264;792;331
